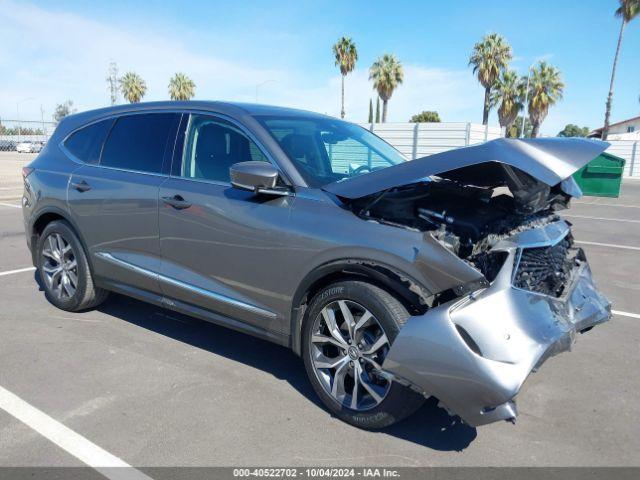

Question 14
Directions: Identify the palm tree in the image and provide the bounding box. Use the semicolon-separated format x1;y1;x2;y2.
369;54;403;122
526;61;564;138
469;33;513;125
169;73;196;101
119;72;147;103
332;37;358;119
490;69;524;130
602;0;639;140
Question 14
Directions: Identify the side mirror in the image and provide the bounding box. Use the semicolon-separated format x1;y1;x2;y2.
230;161;290;196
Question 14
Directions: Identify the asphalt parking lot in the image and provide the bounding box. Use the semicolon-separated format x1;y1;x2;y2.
0;159;639;469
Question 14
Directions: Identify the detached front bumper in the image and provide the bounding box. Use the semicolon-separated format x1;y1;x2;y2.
383;221;611;427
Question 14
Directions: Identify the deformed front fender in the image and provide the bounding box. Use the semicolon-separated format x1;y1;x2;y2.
382;221;611;427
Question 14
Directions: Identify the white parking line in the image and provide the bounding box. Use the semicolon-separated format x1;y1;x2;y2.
574;201;640;209
563;214;640;224
612;310;640;319
575;240;640;251
0;385;152;480
0;202;21;208
0;266;36;277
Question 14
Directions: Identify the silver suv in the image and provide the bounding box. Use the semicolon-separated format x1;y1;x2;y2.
22;101;611;429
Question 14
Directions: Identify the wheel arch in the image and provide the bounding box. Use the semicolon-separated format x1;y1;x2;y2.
29;207;92;271
289;259;432;355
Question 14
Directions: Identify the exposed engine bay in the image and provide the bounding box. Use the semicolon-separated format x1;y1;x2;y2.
348;163;580;294
322;138;612;427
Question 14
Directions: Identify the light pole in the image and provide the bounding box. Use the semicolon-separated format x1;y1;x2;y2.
16;97;35;141
255;80;277;103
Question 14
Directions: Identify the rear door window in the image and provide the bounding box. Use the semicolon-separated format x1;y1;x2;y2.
64;119;113;164
101;113;177;173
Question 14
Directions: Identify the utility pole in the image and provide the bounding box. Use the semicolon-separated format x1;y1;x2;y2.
40;105;46;140
107;62;119;106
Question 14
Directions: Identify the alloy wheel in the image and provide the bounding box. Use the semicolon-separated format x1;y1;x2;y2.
41;233;78;300
310;300;392;411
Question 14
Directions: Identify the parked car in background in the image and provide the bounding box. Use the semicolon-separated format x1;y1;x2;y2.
16;141;43;153
21;101;611;429
0;140;17;151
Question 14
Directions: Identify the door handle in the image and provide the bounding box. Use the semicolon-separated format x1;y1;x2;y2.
162;195;192;210
71;180;91;192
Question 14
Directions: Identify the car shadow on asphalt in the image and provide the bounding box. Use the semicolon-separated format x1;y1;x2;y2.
99;293;477;451
35;269;476;451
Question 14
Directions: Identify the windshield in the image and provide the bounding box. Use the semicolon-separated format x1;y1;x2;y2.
257;116;407;188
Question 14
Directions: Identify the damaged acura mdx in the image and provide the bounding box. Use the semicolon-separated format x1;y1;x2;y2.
22;102;611;429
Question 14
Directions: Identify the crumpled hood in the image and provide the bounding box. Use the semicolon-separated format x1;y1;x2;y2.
323;137;609;200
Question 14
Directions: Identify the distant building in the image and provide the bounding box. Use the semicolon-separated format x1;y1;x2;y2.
589;115;640;140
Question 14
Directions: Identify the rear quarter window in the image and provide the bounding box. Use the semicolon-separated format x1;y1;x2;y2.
64;119;113;164
101;113;177;173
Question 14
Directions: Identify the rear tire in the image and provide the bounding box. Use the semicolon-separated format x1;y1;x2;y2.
302;280;425;429
37;220;108;311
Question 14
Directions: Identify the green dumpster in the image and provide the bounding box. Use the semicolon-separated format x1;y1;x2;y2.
572;152;625;198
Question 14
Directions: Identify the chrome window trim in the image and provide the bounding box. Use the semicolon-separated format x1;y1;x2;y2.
59;108;294;185
167;176;231;188
95;252;277;318
60;109;180;177
65;159;170;179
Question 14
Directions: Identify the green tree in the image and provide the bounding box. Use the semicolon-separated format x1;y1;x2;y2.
120;72;147;103
332;37;358;119
369;54;404;122
490;69;524;129
602;0;639;140
507;116;532;138
368;99;373;123
558;124;590;137
410;111;441;123
0;125;44;135
469;33;513;125
169;73;196;101
375;97;381;123
527;61;564;138
54;100;75;123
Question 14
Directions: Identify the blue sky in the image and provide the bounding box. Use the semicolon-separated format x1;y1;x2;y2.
1;0;638;135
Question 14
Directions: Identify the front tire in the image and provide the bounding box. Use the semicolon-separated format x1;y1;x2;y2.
37;220;108;311
302;280;425;429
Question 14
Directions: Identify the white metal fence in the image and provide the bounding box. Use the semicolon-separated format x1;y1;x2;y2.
360;122;504;159
604;140;638;177
360;122;639;178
